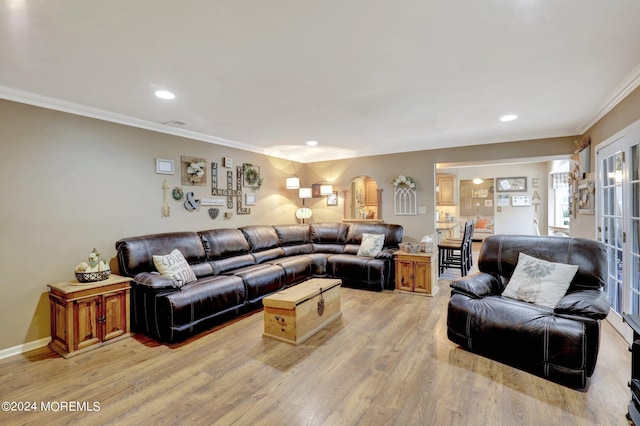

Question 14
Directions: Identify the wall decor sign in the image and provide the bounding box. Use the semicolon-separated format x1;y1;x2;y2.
200;199;225;206
161;180;170;217
511;195;531;207
496;177;527;192
156;158;174;175
183;191;200;211
181;156;207;186
236;166;251;214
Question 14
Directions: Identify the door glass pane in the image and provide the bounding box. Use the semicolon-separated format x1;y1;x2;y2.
632;255;640;313
632;145;639;181
631;144;640;313
633;182;640;218
633;219;640;256
600;150;625;315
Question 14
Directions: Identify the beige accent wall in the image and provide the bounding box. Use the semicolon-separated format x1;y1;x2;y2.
304;138;575;242
0;100;302;351
0;97;585;352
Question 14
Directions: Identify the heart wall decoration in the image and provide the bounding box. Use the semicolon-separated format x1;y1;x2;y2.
208;208;219;219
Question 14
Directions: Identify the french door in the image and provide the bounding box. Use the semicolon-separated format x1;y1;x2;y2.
597;124;640;341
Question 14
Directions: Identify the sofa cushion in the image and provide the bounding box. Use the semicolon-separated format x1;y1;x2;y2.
226;264;286;303
273;224;311;245
479;235;605;291
310;222;349;243
357;233;385;257
209;253;256;275
346;223;403;247
240;225;280;252
116;232;206;277
199;229;250;259
152;249;197;287
502;252;578;308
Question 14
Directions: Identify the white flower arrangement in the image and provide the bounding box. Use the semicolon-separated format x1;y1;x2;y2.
187;161;205;183
392;175;416;188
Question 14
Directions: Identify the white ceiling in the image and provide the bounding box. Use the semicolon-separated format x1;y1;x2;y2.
2;1;640;163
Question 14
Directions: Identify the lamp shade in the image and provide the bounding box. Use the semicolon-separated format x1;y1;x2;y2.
320;184;333;195
299;187;312;198
286;177;300;189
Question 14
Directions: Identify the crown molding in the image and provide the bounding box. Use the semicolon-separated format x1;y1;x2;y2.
0;86;266;156
578;63;640;134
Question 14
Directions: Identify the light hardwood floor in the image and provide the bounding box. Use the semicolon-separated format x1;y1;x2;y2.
0;279;632;426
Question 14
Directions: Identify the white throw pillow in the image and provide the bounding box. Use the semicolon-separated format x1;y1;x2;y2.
357;233;385;257
502;252;578;308
152;249;197;287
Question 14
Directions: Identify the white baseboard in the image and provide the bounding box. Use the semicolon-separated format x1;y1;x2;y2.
0;337;50;360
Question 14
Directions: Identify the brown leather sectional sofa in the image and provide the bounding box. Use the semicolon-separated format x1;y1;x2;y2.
447;234;609;388
116;222;403;343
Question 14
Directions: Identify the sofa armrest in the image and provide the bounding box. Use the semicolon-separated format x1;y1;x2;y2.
554;289;610;320
376;248;396;260
449;272;501;299
133;272;180;290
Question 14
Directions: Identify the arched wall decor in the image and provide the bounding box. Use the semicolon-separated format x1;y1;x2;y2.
392;175;417;215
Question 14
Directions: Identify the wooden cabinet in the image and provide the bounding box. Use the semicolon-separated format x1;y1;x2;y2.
436;174;456;206
395;251;438;296
365;178;378;206
48;274;132;358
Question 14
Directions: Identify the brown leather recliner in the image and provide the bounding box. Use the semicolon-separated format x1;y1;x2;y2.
447;234;610;388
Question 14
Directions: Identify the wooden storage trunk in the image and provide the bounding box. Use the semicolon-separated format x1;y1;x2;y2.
263;278;341;345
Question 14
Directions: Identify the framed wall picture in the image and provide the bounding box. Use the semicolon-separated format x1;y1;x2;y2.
497;194;510;207
578;181;595;214
156;158;174;175
496;177;527;192
471;189;488;198
511;195;531;206
327;191;338;206
245;193;256;206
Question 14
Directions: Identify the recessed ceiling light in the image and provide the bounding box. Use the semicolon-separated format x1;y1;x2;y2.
155;90;176;100
306;140;318;146
500;114;518;122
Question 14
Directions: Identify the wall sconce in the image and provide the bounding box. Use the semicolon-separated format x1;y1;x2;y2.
472;178;484;185
286;176;300;189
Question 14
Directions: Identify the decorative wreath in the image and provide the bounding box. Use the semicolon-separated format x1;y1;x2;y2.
243;164;263;190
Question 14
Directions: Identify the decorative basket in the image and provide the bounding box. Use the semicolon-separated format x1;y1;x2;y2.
399;243;421;253
75;269;111;283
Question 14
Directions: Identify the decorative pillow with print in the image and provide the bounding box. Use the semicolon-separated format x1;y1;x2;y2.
357;233;385;257
502;252;579;308
152;248;197;287
475;218;488;229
